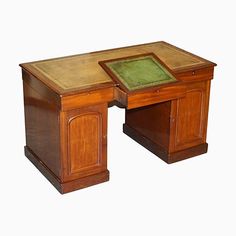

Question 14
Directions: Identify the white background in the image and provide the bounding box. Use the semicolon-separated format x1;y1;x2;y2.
1;0;236;235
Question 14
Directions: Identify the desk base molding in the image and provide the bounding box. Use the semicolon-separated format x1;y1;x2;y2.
123;124;208;163
24;146;109;194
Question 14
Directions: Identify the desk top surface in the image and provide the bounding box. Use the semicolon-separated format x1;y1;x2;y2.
20;41;215;95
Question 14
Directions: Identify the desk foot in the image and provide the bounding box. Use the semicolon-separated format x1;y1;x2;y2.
123;124;208;164
24;146;109;194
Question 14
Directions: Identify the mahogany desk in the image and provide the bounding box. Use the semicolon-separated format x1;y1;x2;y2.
20;41;216;193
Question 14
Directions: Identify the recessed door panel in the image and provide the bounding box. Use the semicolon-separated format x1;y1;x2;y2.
61;104;107;181
170;81;210;152
68;113;102;174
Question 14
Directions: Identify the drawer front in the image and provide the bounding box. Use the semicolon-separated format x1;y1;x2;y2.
127;84;186;109
176;67;214;82
61;87;114;111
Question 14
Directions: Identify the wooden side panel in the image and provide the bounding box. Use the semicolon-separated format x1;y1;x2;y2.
125;102;171;149
170;81;210;152
23;81;61;178
61;104;108;182
114;87;127;107
22;69;61;108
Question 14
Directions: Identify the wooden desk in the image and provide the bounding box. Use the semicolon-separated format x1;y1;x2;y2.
20;41;216;194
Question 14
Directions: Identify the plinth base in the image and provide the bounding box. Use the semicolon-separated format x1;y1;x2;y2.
123;124;208;164
24;146;109;194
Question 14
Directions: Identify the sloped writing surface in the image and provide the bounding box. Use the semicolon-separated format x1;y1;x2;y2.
100;54;177;91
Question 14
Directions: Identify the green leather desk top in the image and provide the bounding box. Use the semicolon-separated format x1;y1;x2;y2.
20;41;215;95
100;54;177;91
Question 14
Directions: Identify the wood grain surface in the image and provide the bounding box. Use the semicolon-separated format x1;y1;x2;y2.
20;41;215;95
21;41;216;193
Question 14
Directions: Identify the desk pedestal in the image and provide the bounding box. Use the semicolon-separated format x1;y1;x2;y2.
123;81;211;163
23;79;110;193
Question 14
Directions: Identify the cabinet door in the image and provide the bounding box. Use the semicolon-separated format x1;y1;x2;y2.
60;103;107;181
170;81;211;152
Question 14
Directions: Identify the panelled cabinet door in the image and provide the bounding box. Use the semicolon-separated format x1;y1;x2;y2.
60;103;107;181
170;81;211;152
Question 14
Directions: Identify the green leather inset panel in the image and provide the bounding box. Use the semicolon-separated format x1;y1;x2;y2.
106;55;177;91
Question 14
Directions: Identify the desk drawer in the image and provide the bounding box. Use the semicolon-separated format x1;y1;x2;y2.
176;67;214;82
115;84;186;109
61;87;114;111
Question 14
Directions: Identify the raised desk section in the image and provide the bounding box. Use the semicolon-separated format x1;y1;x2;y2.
20;41;216;193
